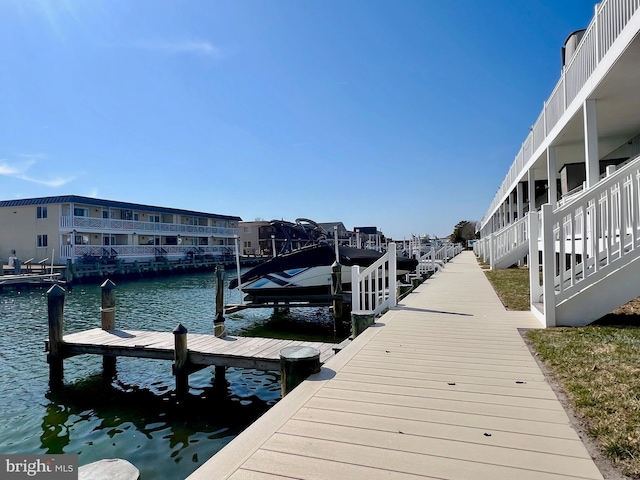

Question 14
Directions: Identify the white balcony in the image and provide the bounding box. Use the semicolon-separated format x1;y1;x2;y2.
481;0;640;230
60;215;237;237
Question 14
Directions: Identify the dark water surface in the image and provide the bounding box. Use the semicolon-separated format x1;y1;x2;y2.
0;272;337;479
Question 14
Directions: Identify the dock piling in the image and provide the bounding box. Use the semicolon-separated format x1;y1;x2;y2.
331;260;343;331
173;323;189;395
47;284;66;389
100;279;117;377
279;346;320;396
214;265;226;338
351;311;375;337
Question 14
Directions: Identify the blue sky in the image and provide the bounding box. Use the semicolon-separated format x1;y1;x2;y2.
0;0;595;238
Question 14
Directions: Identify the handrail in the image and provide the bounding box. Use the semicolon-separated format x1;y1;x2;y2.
351;243;397;315
541;155;640;305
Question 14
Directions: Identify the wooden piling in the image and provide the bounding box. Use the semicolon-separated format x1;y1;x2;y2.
331;260;343;329
47;284;66;389
100;279;116;330
280;346;320;396
214;265;226;338
100;279;117;377
351;310;375;337
173;323;189;394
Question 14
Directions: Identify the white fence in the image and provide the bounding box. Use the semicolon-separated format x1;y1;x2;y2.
351;243;397;316
530;156;640;325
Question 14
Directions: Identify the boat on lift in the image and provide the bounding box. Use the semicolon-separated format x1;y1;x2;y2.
229;219;418;304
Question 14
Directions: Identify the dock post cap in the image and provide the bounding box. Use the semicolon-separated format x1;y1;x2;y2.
173;323;188;335
280;345;320;362
100;279;117;289
331;260;341;268
280;346;321;396
78;458;140;480
47;284;66;296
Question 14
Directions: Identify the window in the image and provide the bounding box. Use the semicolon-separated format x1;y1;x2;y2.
103;236;116;246
103;211;109;219
37;235;48;247
243;226;251;233
74;208;88;217
149;215;160;223
244;241;252;248
36;206;48;219
75;235;89;245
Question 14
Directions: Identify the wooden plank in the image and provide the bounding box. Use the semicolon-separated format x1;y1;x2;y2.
331;371;558;400
277;420;602;478
316;383;571;424
341;363;549;388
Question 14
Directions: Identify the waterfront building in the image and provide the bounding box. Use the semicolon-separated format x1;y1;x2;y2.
477;3;640;327
238;221;270;256
0;195;241;266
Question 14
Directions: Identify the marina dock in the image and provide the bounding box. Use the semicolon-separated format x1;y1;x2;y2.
52;328;337;371
188;251;604;480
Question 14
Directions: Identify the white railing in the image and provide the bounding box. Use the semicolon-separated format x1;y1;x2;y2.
60;244;235;261
490;215;529;269
481;0;640;229
534;156;640;320
351;243;397;315
417;247;440;275
60;216;237;237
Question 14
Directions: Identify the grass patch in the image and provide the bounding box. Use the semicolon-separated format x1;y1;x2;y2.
527;326;640;477
483;267;530;311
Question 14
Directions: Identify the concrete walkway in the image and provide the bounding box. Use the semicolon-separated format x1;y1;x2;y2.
187;251;603;480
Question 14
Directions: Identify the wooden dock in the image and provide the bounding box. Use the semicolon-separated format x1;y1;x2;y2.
44;278;339;395
187;251;605;480
0;272;64;290
53;328;337;371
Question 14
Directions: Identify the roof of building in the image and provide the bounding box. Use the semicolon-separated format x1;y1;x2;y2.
0;195;242;221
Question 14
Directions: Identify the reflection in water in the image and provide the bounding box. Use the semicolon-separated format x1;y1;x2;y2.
40;403;71;454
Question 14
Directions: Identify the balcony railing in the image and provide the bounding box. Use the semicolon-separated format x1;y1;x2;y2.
60;216;237;237
60;244;236;261
481;0;640;229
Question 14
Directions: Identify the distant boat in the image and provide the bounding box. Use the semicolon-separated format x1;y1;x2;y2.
230;243;418;304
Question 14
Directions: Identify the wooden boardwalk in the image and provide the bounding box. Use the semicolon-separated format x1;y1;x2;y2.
57;329;337;370
187;251;604;480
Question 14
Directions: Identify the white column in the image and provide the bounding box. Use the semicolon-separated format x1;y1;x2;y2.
584;99;600;188
546;147;558;208
516;183;524;220
528;168;536;213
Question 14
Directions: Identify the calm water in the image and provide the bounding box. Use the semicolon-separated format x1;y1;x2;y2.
0;271;337;479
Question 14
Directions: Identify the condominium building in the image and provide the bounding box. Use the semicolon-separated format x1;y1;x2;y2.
0;195;241;266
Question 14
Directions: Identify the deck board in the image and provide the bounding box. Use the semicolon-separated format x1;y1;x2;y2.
59;328;337;369
187;251;605;480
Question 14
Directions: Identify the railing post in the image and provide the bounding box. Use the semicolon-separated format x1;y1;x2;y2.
489;234;496;270
540;204;557;327
528;212;542;305
388;243;397;308
351;265;360;312
47;284;66;390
